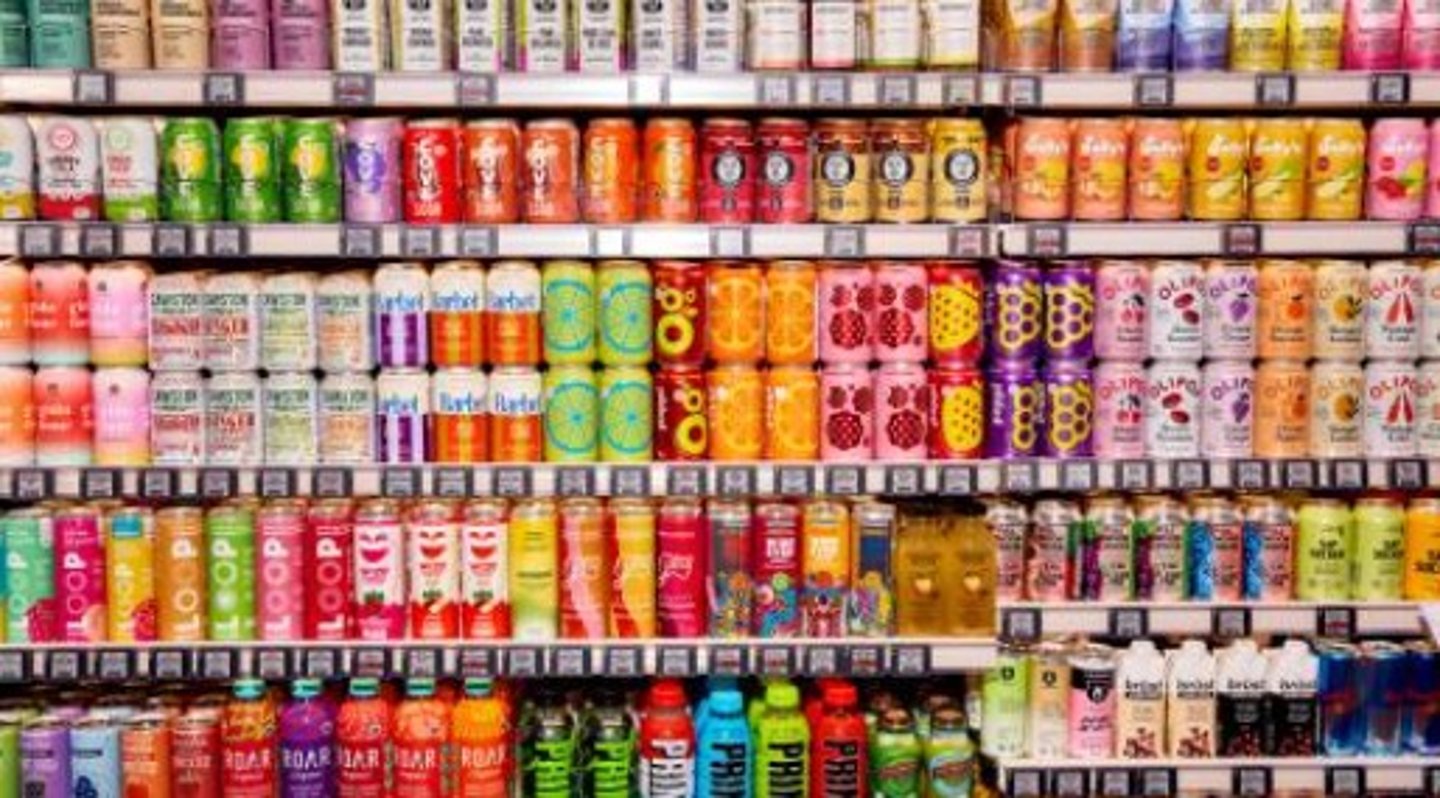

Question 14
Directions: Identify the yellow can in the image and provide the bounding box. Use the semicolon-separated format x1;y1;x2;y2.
1186;117;1249;221
1249;118;1308;221
1307;118;1366;221
1405;498;1440;600
930;118;987;223
815;118;872;223
106;506;156;643
1286;0;1342;71
1231;0;1289;71
871;119;930;224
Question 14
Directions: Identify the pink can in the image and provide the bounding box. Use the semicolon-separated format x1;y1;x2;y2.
1428;121;1440;218
872;262;928;363
1094;260;1147;361
30;260;90;366
56;507;107;643
1344;0;1404;69
406;506;460;640
820;364;874;461
1145;360;1201;459
1147;260;1204;361
91;367;150;467
1404;0;1440;69
257;502;306;641
353;502;406;640
817;264;876;364
873;362;928;461
1366;118;1427;221
1093;360;1147;459
33;366;92;466
1202;260;1258;360
1201;360;1255;458
271;0;330;69
88;260;150;367
212;20;272;69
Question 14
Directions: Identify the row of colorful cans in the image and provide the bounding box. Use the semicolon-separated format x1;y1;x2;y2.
0;496;917;643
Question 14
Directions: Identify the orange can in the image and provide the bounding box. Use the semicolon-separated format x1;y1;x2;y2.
521;119;581;223
1128;118;1186;221
155;506;206;642
462;119;520;223
1255;359;1310;458
1010;117;1072;220
122;713;173;798
489;366;543;462
582;118;640;223
764;366;819;460
485;261;542;366
706;261;765;363
642;118;698;223
764;260;817;365
1071;117;1128;221
0;365;33;465
1257;259;1314;360
707;364;764;461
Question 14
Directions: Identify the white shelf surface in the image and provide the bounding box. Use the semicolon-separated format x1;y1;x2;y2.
1001;600;1427;638
999;757;1440;795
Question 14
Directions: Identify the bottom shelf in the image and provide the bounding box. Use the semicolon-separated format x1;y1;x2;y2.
1000;757;1440;796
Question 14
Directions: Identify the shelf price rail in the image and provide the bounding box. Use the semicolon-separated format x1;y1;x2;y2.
999;758;1440;798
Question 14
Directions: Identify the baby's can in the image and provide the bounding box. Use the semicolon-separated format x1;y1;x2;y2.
1312;259;1366;361
1364;360;1417;457
150;371;204;466
1128;118;1185;221
318;372;376;465
1070;117;1127;221
1309;359;1364;458
1254;359;1310;458
1248;117;1307;221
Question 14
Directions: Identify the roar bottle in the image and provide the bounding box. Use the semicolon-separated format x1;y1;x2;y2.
393;679;451;797
279;679;336;798
221;680;277;798
336;678;390;798
453;679;510;797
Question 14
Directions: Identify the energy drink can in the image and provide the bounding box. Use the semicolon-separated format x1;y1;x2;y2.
1407;642;1440;755
1361;641;1407;755
707;499;752;639
849;501;896;637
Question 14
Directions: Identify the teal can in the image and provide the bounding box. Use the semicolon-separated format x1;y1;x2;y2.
27;0;89;67
223;117;283;223
282;118;341;223
0;17;28;66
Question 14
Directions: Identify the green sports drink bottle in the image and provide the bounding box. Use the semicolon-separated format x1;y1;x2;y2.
754;682;808;798
871;708;923;798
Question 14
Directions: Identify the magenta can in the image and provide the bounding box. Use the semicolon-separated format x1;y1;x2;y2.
1404;0;1440;68
1202;360;1255;458
91;367;151;467
1042;361;1093;458
820;364;874;461
872;261;928;363
271;0;330;68
55;507;106;643
1344;0;1404;69
343;118;403;223
1202;259;1258;360
873;362;928;461
1426;121;1440;219
1367;118;1428;221
1094;260;1148;361
1147;260;1204;361
1043;262;1096;361
257;502;306;641
1093;360;1147;459
817;264;876;365
212;20;272;69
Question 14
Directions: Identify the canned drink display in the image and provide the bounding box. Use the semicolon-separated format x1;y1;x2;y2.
1148;259;1204;361
1310;359;1365;458
1070;118;1128;221
931;118;987;223
928;261;983;365
0;116;35;219
656;365;707;461
708;363;763;460
353;499;404;639
1257;259;1315;360
986;359;1042;459
282;117;342;222
403;119;462;223
1312;259;1367;361
1201;259;1258;360
460;499;509;638
256;501;305;640
764;365;818;460
541;259;596;365
223;117;282;222
1043;261;1095;361
407;500;460;638
1094;260;1148;361
985;260;1043;361
486;260;542;365
821;364;875;460
654;259;707;365
258;271;317;371
1093;360;1146;458
205;372;262;465
159;117;222;221
30;260;89;366
642;118;697;223
698;118;755;223
1201;359;1254;458
543;365;598;462
262;372;319;465
0;366;36;465
874;361;929;460
1144;360;1200;458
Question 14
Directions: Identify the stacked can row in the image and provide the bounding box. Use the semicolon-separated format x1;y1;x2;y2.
0;496;997;645
980;639;1440;763
3;114;987;226
984;493;1440;604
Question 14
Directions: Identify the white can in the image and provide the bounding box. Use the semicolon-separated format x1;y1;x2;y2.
1147;259;1204;361
633;0;688;71
1309;360;1364;459
377;369;431;464
149;271;207;371
0;116;35;220
1364;360;1417;457
922;0;980;68
260;271;318;372
517;0;569;71
1367;259;1422;361
1416;360;1440;457
317;270;374;373
1201;359;1254;458
35;116;101;221
809;0;856;68
332;0;390;70
746;0;806;69
264;372;319;465
1421;261;1440;360
1093;360;1146;459
203;271;261;372
692;0;743;71
456;0;506;71
1312;259;1366;361
868;0;922;68
573;0;624;70
150;371;204;466
98;116;159;222
319;372;377;465
388;0;452;70
1144;359;1201;459
205;372;263;466
1201;259;1257;360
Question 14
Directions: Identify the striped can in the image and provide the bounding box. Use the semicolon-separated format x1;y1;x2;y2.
374;262;429;368
318;372;376;465
429;260;485;367
377;369;429;464
489;366;543;462
432;368;488;463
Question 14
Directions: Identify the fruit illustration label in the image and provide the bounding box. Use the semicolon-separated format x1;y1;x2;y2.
875;365;928;460
1012;119;1072;220
985;364;1042;458
1095;362;1146;459
1128;120;1185;219
874;264;927;362
1256;262;1313;359
1255;364;1311;458
1071;121;1127;219
407;521;459;639
5;517;57;643
1367;262;1421;358
1307;121;1365;220
540;261;596;365
821;367;874;460
1144;364;1200;458
1313;262;1365;359
1095;262;1147;360
1186;120;1247;220
654;264;706;365
1043;366;1094;457
461;519;510;639
1366;119;1427;220
707;265;764;362
598;265;653;367
986;265;1043;360
1421;265;1440;359
753;512;800;638
1042;269;1096;360
353;521;405;640
928;265;982;364
1248;121;1306;220
1416;366;1440;457
930;368;983;459
107;514;157;642
1200;363;1255;458
1147;261;1203;359
1310;363;1364;458
1365;364;1417;455
819;266;876;363
1202;262;1257;359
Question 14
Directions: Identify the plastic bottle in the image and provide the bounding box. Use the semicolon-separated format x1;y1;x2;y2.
520;698;575;798
221;678;278;798
279;678;337;798
452;679;510;797
755;682;808;798
925;707;976;798
582;694;636;798
695;686;751;798
811;681;867;797
336;677;391;797
870;708;922;798
393;678;452;796
639;680;695;798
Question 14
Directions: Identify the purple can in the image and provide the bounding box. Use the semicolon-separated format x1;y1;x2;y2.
1202;259;1258;360
376;371;429;464
1172;0;1229;70
985;260;1043;361
1044;261;1096;361
373;263;428;368
343;118;404;223
212;20;272;69
21;717;70;798
1116;0;1175;71
1043;361;1094;458
1201;360;1255;458
986;359;1044;459
1095;260;1148;361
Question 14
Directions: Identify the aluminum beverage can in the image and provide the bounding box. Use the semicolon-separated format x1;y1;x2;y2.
89;259;151;367
874;361;929;460
746;0;804;68
403;120;462;224
407;500;460;639
872;118;929;223
1011;117;1073;221
376;370;429;464
461;120;519;223
762;365;817;461
0;365;33;466
1360;641;1408;755
820;364;874;460
316;270;374;373
205;372;262;465
211;20;270;69
489;366;543;461
172;712;220;798
429;260;485;367
433;368;487;462
154;506;205;641
656;498;705;637
873;261;928;363
1308;118;1365;221
1186;117;1248;220
1254;359;1310;458
1042;262;1095;361
1070;118;1128;221
1296;498;1353;600
1201;259;1257;360
1042;361;1092;458
1201;359;1255;458
98;117;159;222
1365;360;1417;456
263;372;318;465
516;0;568;70
1029;500;1079;601
36;116;101;221
1354;497;1405;601
1367;259;1422;360
159;118;223;221
486;260;542;366
600;366;653;462
92;366;151;466
202;271;261;372
751;501;801;637
606;498;655;638
455;0;505;70
353;499;405;640
755;118;811;224
1405;498;1440;600
655;365;706;461
641;118;697;223
509;498;559;640
304;500;353;641
927;262;982;365
815;119;871;223
985;359;1042;459
692;0;742;69
1134;495;1187;601
0;259;27;366
559;498;608;639
581;119;639;223
542;365;598;462
706;499;752;639
460;499;509;638
259;271;317;372
147;271;205;371
1066;647;1118;758
121;714;172;798
811;0;857;67
541;260;596;367
255;501;305;640
1366;118;1427;221
30;260;89;366
331;0;387;69
633;0;686;70
70;718;122;798
272;0;331;68
597;260;653;367
653;259;705;366
930;118;986;223
389;0;451;69
1080;497;1133;601
521;120;581;222
151;0;209;69
341;117;402;224
21;718;70;797
1249;118;1307;220
928;365;983;459
698;119;755;224
1423;261;1440;359
1127;118;1186;220
985;260;1043;361
1420;360;1440;457
985;499;1027;603
205;505;256;640
1093;360;1145;459
1144;360;1200;458
3;509;56;643
0;116;35;220
818;263;877;363
802;500;850;637
1239;496;1294;601
1312;259;1367;361
1189;496;1243;601
282;118;341;222
33;365;93;466
1405;642;1440;754
1094;260;1148;361
1310;360;1364;458
374;262;429;369
222;117;282;223
1147;259;1203;361
318;372;375;465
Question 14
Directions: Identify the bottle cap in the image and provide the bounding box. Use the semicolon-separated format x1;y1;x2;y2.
823;682;859;709
232;679;266;700
291;679;322;699
406;678;436;698
649;680;688;709
766;683;800;710
349;678;380;698
710;690;744;715
463;678;492;697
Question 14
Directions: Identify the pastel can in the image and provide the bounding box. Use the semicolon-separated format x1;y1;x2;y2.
92;366;151;466
33;366;92;466
88;259;151;367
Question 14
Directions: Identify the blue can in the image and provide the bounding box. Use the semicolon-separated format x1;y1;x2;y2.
1319;642;1362;756
1171;0;1229;70
1407;643;1440;755
69;717;121;798
1357;642;1406;756
1186;518;1215;600
1117;0;1176;70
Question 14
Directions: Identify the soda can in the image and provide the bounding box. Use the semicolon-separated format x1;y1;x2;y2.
641;118;697;223
541;365;598;462
70;718;122;798
98;117;159;222
1249;118;1307;220
1296;498;1354;601
1310;360;1364;458
873;261;927;363
1239;496;1294;601
316;270;374;373
428;260;485;368
389;0;451;69
1070;118;1128;221
204;504;255;641
597;260;653;366
462;120;520;224
403;120;462;224
222;117;282;223
282;118;341;223
263;372;318;465
0;260;26;369
1134;495;1187;601
520;119;581;223
815;119;872;223
819;364;874;461
29;260;88;366
559;498;608;639
801;500;850;637
147;271;205;371
763;365;818;461
746;0;804;68
1093;260;1147;361
1361;641;1408;755
697;119;755;224
256;501;305;641
750;501;800;637
1127;118;1185;220
259;271;317;372
407;500;460;639
353;499;405;640
460;499;509;639
487;260;542;366
817;263;875;364
705;499;752;639
455;0;504;70
1254;359;1310;459
538;260;595;366
632;0;686;69
655;365;706;461
930;118;986;223
509;498;559;640
205;372;262;466
1312;259;1367;361
92;366;151;466
374;262;429;369
1257;259;1315;360
1365;360;1417;457
1081;497;1134;601
1198;259;1257;360
1042;361;1093;459
155;506;205;641
581;119;640;223
600;366;653;462
1367;259;1422;361
856;361;919;461
928;262;983;365
1201;359;1255;458
872;118;929;223
1010;117;1072;221
272;0;331;69
1418;360;1440;458
305;499;354;641
202;271;261;372
170;713;219;798
984;499;1028;603
1189;496;1243;601
706;363;763;461
0;116;35;220
985;359;1042;459
433;368;488;463
0;365;32;466
1186;117;1248;220
607;499;655;638
88;259;150;368
341;117;403;223
1146;259;1204;361
159;118;222;222
1042;262;1095;361
1144;360;1200;458
1307;118;1365;221
331;0;388;69
929;365;984;459
1029;500;1079;601
755;118;811;224
21;717;70;798
36;116;101;221
985;261;1043;361
212;20;270;70
121;714;172;798
1367;118;1427;221
653;260;707;366
376;370;429;464
656;498;705;637
1354;497;1405;601
318;372;375;465
1407;642;1440;754
1424;262;1440;360
33;365;93;466
151;0;209;69
489;366;543;461
516;0;568;70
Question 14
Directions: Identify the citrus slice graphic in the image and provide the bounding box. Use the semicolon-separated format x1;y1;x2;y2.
602;381;652;456
709;272;763;361
543;278;595;354
544;381;599;456
601;282;653;356
766;278;816;363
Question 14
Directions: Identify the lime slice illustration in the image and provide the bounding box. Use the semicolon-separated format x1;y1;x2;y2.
602;381;652;457
543;279;595;354
544;381;599;457
600;283;653;357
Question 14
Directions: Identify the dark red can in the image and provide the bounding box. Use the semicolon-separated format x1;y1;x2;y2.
928;261;985;365
928;365;984;460
652;260;707;367
654;365;708;461
699;118;756;224
172;713;221;798
403;119;463;224
305;500;354;641
756;118;812;224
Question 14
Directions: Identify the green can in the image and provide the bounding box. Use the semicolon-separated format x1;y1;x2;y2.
541;260;596;365
980;650;1029;759
161;118;223;222
872;707;923;798
205;505;256;641
27;0;89;69
223;117;283;223
282;118;341;223
597;260;653;367
0;18;28;67
600;366;652;463
2;509;54;645
1295;498;1353;601
543;365;599;463
0;719;19;797
1353;497;1405;601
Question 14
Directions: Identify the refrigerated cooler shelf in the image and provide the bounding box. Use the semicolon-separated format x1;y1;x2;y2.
998;601;1430;643
999;757;1440;797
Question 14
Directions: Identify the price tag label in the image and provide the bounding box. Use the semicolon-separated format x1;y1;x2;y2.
1005;75;1041;107
758;646;795;677
313;468;352;498
1425;766;1440;797
432;467;471;498
1134;73;1173;106
555;467;595;497
1003;462;1037;493
1256;73;1295;106
943;74;980;107
948;226;988;258
610;466;650;497
757;75;795;105
47;651;82;682
1138;769;1176;797
1109;608;1149;638
506;648;542;677
401;226;440;258
1001;608;1042;643
457;73;496;106
1332;458;1367;489
1172;460;1207;489
19;224;59;258
11;469;52;500
200;649;236;680
804;646;840;676
878;75;916;106
153;224;192;257
334;72;376;106
1007;770;1045;798
1326;767;1366;797
938;465;975;496
151;650;189;680
141;468;175;499
824;226;865;258
1061;461;1096;492
304;649;338;679
1372;72;1410;104
1317;606;1357;639
1027;224;1067;257
82;469;118;499
658;647;697;678
812;74;850;106
1050;770;1088;798
551;648;592;679
203;72;245;105
458;225;497;257
891;646;929;676
884;465;923;496
666;465;707;496
775;466;814;497
382;468;421;498
459;648;498;678
1222;223;1263;256
709;226;750;258
1213;607;1252;639
200;468;237;499
404;648;441;678
256;649;291;680
1097;770;1131;798
95;650;134;681
708;645;748;677
259;468;295;498
0;652;25;683
1414;222;1440;255
341;224;381;257
1283;459;1316;489
493;467;532;497
1393;458;1427;489
351;648;388;678
1233;459;1269;490
207;224;247;257
603;647;642;677
74;70;114;104
80;223;118;257
846;646;884;676
825;465;865;496
715;466;755;496
1118;460;1152;490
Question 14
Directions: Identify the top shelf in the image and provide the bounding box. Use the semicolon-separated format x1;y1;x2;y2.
15;69;1440;111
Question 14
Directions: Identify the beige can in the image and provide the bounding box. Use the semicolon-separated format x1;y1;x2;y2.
150;0;210;69
815;118;872;223
1255;359;1311;458
1309;359;1363;459
1311;259;1366;361
92;21;154;68
871;118;930;223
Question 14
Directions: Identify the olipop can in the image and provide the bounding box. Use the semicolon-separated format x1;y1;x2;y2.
1148;260;1204;361
1094;260;1148;361
1201;359;1255;458
1313;259;1367;361
1201;259;1257;360
1145;360;1201;458
1094;360;1147;459
1367;259;1422;361
1310;360;1364;459
1365;360;1417;457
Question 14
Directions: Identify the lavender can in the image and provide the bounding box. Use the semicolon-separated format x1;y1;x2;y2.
376;369;429;464
1145;359;1201;458
1202;259;1258;360
21;717;70;798
1094;360;1147;459
211;19;272;68
373;262;429;368
1043;361;1094;458
342;117;403;223
1172;0;1229;70
1094;260;1148;361
272;0;331;67
986;359;1043;458
1201;359;1255;458
985;260;1043;361
1116;0;1175;70
1043;261;1096;361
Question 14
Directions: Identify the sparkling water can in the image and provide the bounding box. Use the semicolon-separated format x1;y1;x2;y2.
201;271;261;372
1042;360;1094;459
490;366;543;462
818;262;876;364
985;260;1043;361
0;366;33;466
820;364;874;461
262;372;319;465
597;260;654;367
1310;360;1364;458
374;262;429;369
222;117;282;223
1240;496;1294;601
404;119;462;223
1312;259;1367;361
205;372;262;465
1201;359;1255;458
160;117;223;221
1366;118;1427;221
1144;359;1200;458
389;0;451;69
928;365;983;460
1093;360;1147;459
1147;259;1204;361
698;119;755;224
88;259;151;367
318;372;376;465
21;719;70;798
259;271;318;372
543;365;599;462
429;260;485;368
1094;260;1148;361
92;366;150;466
30;260;89;366
35;116;101;221
317;270;374;373
432;368;488;463
927;261;983;365
755;118;811;224
874;361;929;461
98;116;159;222
656;365;707;461
0;116;35;220
986;358;1043;459
1365;360;1417;457
1202;259;1258;360
256;501;305;641
34;366;91;466
376;370;430;464
486;260;542;366
1257;259;1314;360
147;271;206;371
873;261;928;363
55;507;106;642
1367;259;1422;361
1043;262;1095;361
600;366;653;462
1254;359;1310;459
353;499;405;640
70;719;122;798
462;119;520;222
342;117;403;223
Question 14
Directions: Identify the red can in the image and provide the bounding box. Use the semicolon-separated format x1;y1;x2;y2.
172;713;221;798
751;501;801;638
756;118;812;224
403;119;463;224
654;365;708;461
652;260;707;366
656;498;706;638
54;506;104;642
521;119;581;223
462;119;520;223
929;365;984;459
305;500;354;641
699;118;756;224
928;262;984;365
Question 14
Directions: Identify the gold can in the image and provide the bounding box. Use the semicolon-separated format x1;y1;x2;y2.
1311;259;1366;361
1186;117;1249;221
1307;118;1366;221
1248;118;1307;221
929;118;987;223
1256;259;1314;360
815;118;872;223
871;119;930;224
1404;498;1440;600
1255;359;1311;458
1308;360;1363;459
92;22;154;69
